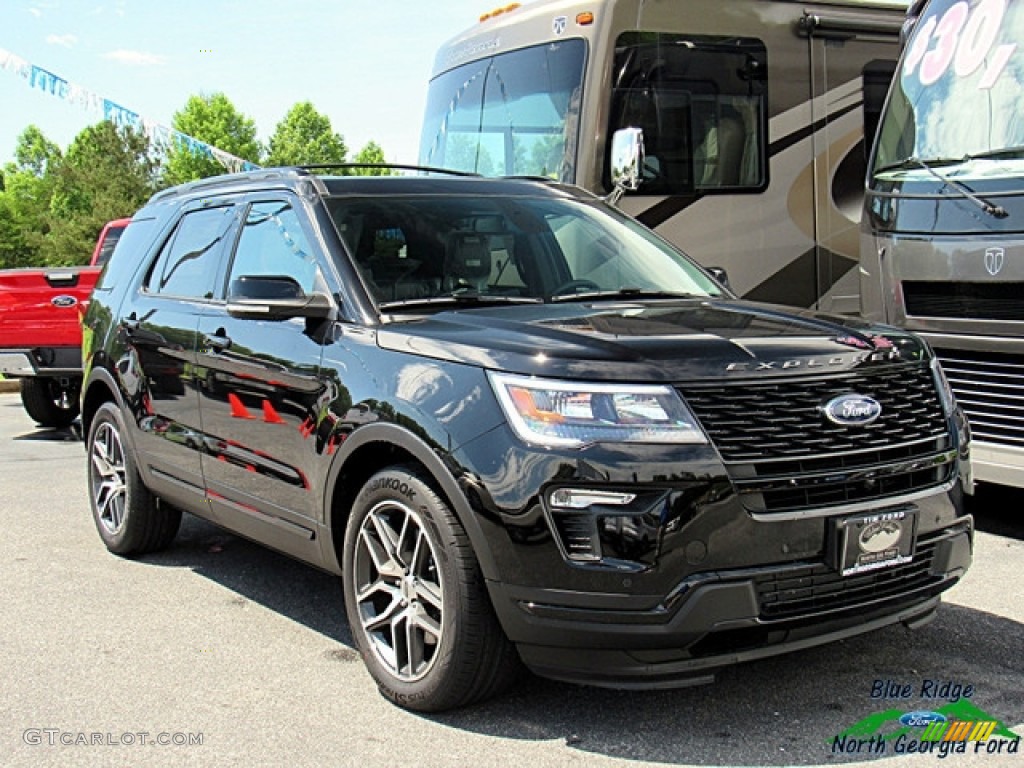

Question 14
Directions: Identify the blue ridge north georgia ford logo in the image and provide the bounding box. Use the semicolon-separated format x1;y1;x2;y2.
822;393;882;427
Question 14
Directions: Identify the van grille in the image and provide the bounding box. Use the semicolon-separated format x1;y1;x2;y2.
903;281;1024;321
679;364;954;514
936;348;1024;448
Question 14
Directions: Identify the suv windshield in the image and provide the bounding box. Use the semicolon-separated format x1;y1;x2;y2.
325;193;724;307
870;0;1024;184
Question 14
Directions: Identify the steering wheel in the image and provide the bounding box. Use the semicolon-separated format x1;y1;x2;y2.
552;279;601;296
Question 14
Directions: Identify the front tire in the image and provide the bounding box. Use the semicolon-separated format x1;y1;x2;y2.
342;465;519;711
21;377;80;428
86;402;181;556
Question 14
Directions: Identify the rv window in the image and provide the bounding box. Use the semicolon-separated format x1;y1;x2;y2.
607;33;768;195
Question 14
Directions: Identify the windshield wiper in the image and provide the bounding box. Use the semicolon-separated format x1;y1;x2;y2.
549;288;706;303
379;291;543;310
873;156;965;174
966;145;1024;161
878;156;1008;218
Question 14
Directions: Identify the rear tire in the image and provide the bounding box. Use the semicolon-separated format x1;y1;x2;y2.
342;465;520;712
20;377;80;428
86;402;181;556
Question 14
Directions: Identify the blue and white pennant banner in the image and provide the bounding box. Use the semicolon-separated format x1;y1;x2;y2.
0;46;259;173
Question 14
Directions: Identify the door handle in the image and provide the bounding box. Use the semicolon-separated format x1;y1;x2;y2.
202;332;232;353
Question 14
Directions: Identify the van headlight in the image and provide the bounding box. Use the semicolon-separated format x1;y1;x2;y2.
488;372;707;448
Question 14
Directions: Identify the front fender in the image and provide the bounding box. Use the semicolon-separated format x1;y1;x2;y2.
318;421;500;581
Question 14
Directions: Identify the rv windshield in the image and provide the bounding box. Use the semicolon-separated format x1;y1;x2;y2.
419;39;586;180
871;0;1024;184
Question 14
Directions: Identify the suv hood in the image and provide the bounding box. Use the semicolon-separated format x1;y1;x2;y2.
376;299;927;381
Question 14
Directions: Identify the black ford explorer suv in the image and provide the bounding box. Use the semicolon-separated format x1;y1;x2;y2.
82;167;973;712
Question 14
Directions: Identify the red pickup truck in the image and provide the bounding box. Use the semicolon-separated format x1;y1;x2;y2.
0;219;130;427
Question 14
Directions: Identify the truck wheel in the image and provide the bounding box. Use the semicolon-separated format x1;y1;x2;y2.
86;402;181;556
20;377;80;428
342;465;520;712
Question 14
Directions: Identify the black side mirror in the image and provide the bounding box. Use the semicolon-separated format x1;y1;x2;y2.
227;275;335;320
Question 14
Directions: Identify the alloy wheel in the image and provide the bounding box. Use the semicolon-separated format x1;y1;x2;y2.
90;421;127;535
353;500;444;682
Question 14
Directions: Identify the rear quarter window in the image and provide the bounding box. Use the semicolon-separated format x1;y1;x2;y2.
93;218;157;293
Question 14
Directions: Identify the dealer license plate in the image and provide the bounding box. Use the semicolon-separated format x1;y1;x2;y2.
834;509;915;576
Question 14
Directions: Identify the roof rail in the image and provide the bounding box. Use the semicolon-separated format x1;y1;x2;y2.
147;163;484;204
149;168;294;202
294;163;482;177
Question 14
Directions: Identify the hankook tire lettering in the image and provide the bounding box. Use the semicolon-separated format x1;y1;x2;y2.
370;477;417;501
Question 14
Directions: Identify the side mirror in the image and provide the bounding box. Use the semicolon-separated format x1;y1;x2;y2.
607;127;645;205
227;275;335;320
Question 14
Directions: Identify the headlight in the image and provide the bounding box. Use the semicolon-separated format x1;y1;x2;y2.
930;356;956;416
487;372;707;448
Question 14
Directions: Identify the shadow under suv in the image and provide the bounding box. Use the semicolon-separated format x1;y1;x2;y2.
82;167;973;712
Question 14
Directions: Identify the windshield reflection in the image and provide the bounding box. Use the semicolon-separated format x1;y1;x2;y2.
326;194;723;309
872;0;1024;183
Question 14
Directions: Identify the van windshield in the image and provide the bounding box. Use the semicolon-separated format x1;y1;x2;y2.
871;0;1024;184
325;193;724;308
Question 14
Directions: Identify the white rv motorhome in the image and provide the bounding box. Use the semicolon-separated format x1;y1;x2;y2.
419;0;909;310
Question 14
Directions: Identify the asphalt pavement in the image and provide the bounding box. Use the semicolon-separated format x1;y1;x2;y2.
1;392;1021;768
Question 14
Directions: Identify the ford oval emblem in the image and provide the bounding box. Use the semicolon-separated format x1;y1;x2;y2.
51;295;78;308
899;711;947;728
822;394;882;427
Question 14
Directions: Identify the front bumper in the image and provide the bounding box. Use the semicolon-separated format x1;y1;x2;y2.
489;521;971;687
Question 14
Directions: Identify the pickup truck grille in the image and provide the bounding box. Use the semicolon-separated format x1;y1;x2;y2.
936;348;1024;448
679;364;955;514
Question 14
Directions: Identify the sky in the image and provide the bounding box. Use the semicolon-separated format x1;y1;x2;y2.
0;0;492;167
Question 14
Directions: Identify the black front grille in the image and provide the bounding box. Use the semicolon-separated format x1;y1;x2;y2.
680;364;954;514
937;348;1024;448
680;364;947;462
903;281;1024;320
755;527;954;621
743;454;954;513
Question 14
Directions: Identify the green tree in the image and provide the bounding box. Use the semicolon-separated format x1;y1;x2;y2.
0;126;63;267
163;93;261;185
42;121;158;265
266;101;347;168
14;125;62;176
349;141;394;176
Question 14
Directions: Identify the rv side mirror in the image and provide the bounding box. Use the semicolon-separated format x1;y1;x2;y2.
707;266;731;290
610;127;645;196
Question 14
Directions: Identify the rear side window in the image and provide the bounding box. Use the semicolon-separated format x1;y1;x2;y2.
146;206;235;299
